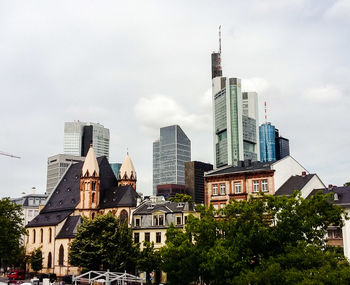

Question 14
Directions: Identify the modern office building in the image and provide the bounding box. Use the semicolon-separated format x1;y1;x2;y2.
185;161;213;204
64;121;110;159
46;154;85;194
156;184;186;200
259;123;290;162
153;125;191;195
211;45;259;168
110;163;122;179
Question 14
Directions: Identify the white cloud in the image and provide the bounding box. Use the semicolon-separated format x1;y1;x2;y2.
325;0;350;20
242;77;270;93
303;86;343;103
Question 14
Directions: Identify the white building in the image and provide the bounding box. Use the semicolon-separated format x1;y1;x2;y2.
64;121;110;159
46;154;85;194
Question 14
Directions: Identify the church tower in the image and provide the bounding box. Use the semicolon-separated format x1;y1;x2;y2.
77;145;100;219
118;153;137;190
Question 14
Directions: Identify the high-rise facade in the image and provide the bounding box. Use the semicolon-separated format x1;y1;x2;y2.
64;121;110;159
153;125;191;195
211;53;259;168
259;124;290;162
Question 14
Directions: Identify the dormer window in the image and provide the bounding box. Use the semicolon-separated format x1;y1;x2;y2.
135;218;140;227
153;214;164;226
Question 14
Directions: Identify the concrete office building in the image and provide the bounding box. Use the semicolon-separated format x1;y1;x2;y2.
153;125;191;195
64;121;110;159
211;41;259;168
185;161;213;204
46;154;85;194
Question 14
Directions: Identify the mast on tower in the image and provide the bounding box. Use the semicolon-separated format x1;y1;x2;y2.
211;25;223;79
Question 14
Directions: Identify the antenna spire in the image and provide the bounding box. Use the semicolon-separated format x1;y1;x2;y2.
219;25;222;54
264;101;268;123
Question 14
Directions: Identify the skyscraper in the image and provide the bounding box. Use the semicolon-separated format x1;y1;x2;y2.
64;121;110;159
153;125;191;195
211;35;259;168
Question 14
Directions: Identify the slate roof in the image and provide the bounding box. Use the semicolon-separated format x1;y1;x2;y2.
133;201;195;215
205;161;275;177
26;156;139;228
56;216;81;239
307;186;350;206
275;174;316;196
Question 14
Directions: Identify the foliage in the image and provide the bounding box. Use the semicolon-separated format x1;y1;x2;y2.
69;213;139;272
0;198;26;267
137;242;162;283
28;247;43;274
344;182;350;186
161;192;350;285
168;194;193;203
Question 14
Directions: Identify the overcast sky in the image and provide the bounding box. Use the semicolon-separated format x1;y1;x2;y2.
1;0;349;198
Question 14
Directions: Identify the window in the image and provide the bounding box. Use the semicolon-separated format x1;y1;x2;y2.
40;228;43;243
176;216;182;225
212;184;218;195
92;181;96;190
156;232;161;243
261;180;268;192
184;216;188;224
49;228;52;243
47;252;52;268
234;182;241;194
59;245;64;266
33;229;36;243
120;210;128;224
253;180;260;193
220;184;226;195
159;215;164;226
135;218;140;227
153;215;164;226
92;213;95;219
145;232;150;242
134;233;140;243
92;192;95;203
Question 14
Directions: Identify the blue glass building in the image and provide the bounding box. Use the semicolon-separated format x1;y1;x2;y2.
259;123;276;162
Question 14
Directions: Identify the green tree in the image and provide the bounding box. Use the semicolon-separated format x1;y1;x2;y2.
28;247;43;275
168;194;193;203
0;198;26;268
344;182;350;186
69;213;139;272
137;242;161;283
161;192;350;285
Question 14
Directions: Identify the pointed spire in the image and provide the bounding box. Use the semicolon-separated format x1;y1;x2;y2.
82;145;99;177
118;152;136;180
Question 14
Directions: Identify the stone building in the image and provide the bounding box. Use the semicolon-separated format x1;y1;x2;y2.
25;146;139;276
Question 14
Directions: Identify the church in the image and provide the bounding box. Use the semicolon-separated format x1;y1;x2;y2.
25;146;139;276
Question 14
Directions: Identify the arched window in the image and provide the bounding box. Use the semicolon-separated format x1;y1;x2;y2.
40;228;43;243
92;181;96;190
33;229;36;243
92;192;95;203
59;245;64;266
47;252;52;268
92;212;95;219
120;210;128;224
49;228;52;243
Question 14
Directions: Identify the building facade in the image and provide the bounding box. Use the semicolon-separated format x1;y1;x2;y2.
110;163;122;179
276;132;290;160
25;146;139;276
185;161;213;204
46;154;85;194
156;184;186;200
211;53;259;168
153;125;191;195
259;123;276;162
204;156;308;208
64;121;110;160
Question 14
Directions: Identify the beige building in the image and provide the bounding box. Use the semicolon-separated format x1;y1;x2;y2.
25;146;139;276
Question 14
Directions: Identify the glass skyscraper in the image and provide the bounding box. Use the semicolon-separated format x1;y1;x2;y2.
259;123;276;162
153;125;191;195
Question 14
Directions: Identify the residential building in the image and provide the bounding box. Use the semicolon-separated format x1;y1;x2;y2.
46;154;85;194
11;192;48;226
204;156;309;208
25;146;139;276
211;50;259;168
153;125;191;195
64;121;110;159
156;184;186;200
185;161;213;204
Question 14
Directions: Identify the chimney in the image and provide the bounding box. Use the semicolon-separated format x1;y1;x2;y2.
136;197;141;207
328;184;333;190
301;171;306;177
334;193;339;201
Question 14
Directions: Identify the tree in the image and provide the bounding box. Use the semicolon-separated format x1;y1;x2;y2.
28;247;42;275
344;182;350;186
69;212;139;272
161;192;350;284
168;194;193;203
0;198;26;268
137;242;162;283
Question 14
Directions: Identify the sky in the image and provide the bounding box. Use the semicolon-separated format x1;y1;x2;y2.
0;0;349;198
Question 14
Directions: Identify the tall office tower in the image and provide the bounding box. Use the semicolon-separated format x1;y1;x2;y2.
152;125;191;195
110;163;122;179
259;123;276;162
185;161;213;204
46;154;85;194
276;132;290;160
211;34;259;168
64;121;110;159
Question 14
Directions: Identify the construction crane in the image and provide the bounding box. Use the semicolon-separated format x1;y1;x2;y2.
0;151;21;159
